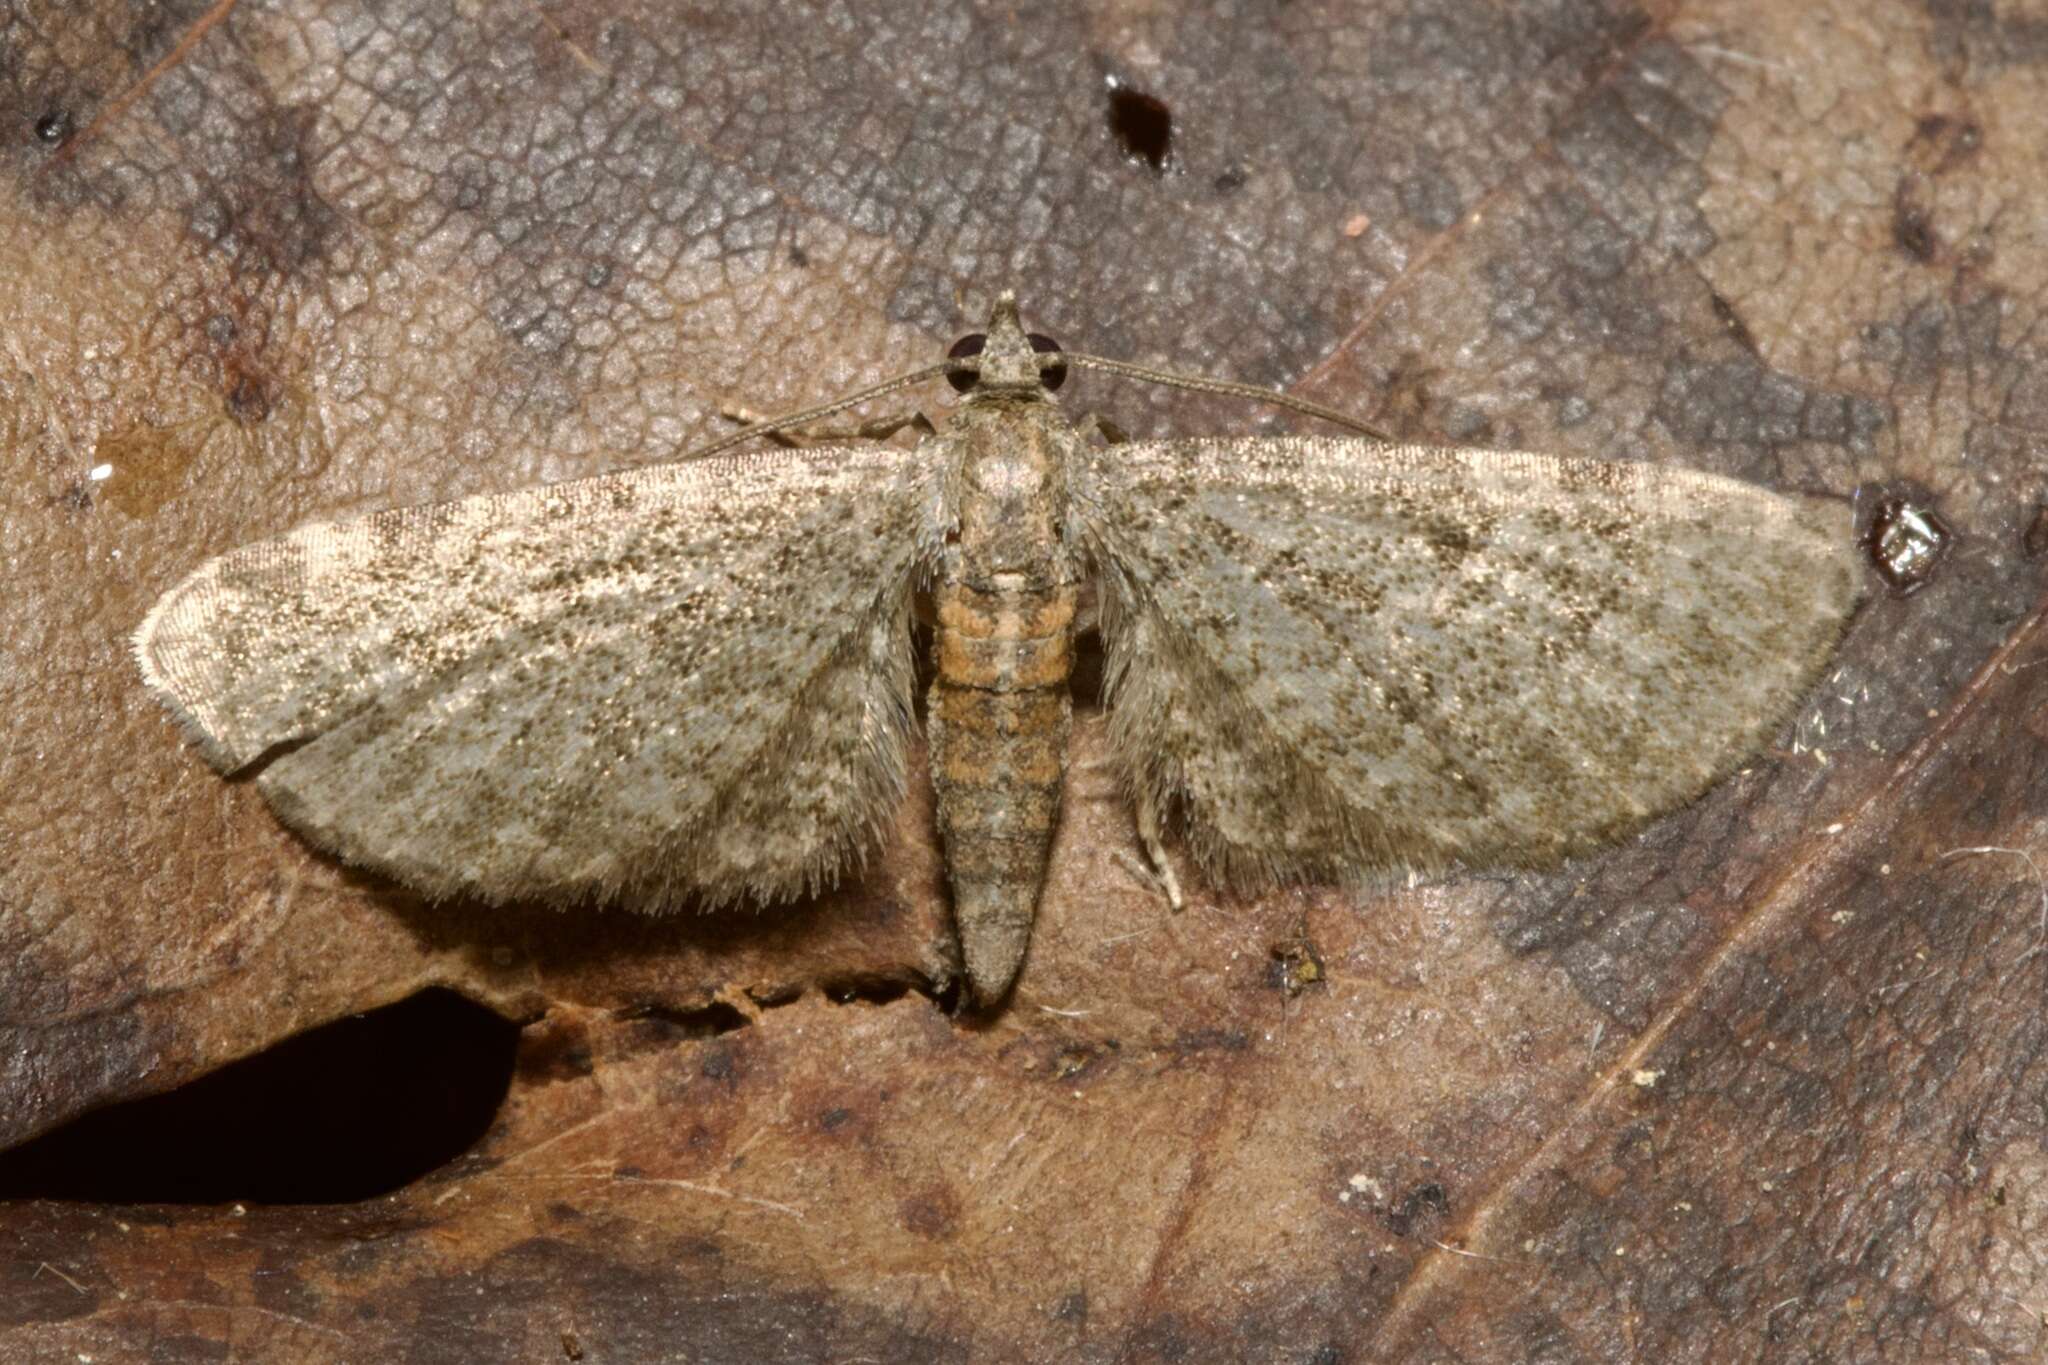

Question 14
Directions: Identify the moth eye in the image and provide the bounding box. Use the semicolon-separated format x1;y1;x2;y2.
946;333;986;393
1029;333;1067;391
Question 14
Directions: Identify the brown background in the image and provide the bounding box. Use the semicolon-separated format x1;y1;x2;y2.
3;0;2046;1360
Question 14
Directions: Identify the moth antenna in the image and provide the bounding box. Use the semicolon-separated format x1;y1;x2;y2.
675;360;956;463
1061;351;1397;442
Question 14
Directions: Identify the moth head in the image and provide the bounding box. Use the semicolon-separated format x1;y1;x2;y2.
946;292;1067;397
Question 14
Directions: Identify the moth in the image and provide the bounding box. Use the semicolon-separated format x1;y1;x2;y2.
135;294;1863;1007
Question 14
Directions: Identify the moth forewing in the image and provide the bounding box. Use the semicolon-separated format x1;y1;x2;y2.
135;445;940;912
1072;435;1861;893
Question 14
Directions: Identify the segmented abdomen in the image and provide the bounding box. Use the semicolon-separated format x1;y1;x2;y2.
929;578;1077;1004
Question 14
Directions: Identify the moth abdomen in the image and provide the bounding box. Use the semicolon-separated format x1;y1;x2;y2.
929;574;1078;1007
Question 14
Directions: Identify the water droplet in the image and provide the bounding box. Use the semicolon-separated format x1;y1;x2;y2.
1860;494;1952;594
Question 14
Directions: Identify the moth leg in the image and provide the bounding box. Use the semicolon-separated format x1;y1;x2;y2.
1134;786;1186;911
1073;578;1100;635
720;403;937;447
1075;412;1132;445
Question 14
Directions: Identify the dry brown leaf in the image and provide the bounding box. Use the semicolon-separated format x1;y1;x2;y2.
4;0;2047;1360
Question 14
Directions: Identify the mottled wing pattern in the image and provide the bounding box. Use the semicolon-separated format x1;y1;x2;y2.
137;447;944;908
1070;437;1862;889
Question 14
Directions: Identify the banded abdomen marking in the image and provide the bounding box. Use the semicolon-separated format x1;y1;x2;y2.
930;575;1077;1004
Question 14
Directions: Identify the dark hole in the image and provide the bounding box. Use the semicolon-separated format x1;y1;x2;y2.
618;1000;749;1041
1107;84;1172;171
822;973;961;1014
1029;332;1067;391
945;332;985;393
0;988;518;1205
33;109;70;143
823;975;916;1007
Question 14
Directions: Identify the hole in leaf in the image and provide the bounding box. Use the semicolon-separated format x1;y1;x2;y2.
821;973;959;1014
0;988;518;1204
617;1000;750;1040
1106;82;1172;171
823;975;916;1007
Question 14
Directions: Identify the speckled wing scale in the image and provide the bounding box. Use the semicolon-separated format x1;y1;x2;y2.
135;293;1864;1010
138;447;942;910
1074;439;1860;891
